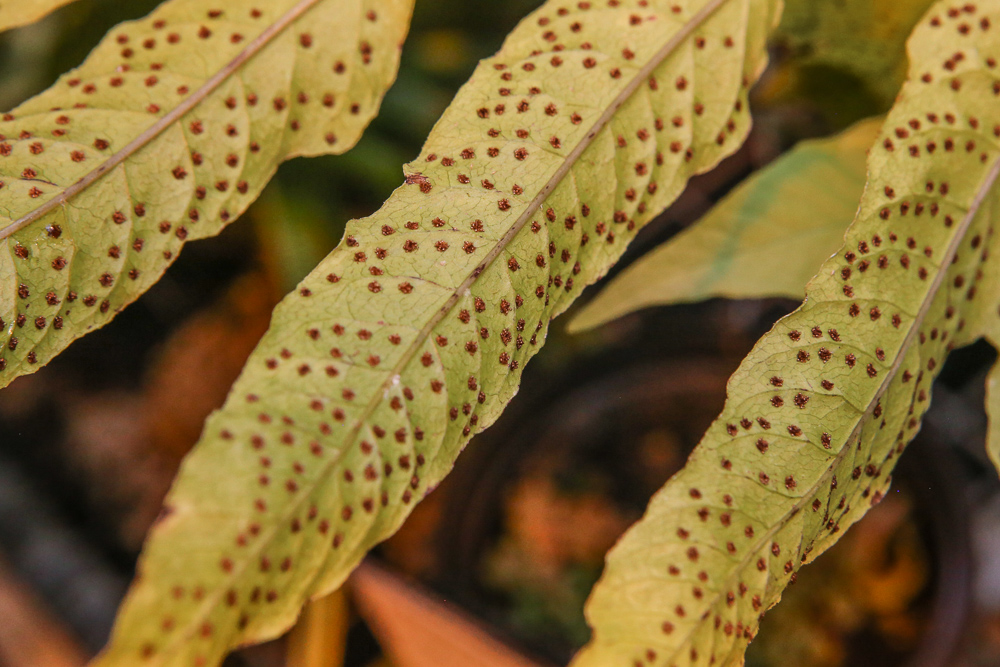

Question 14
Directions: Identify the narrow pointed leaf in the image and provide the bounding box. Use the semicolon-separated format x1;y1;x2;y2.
569;117;880;333
574;3;1000;666
352;562;545;667
97;0;782;665
0;0;79;33
0;0;413;387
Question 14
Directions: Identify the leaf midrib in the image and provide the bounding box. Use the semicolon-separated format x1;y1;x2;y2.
655;154;1000;665
361;0;734;466
0;0;325;242
162;0;738;653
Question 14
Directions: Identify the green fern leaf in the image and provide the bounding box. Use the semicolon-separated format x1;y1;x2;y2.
777;0;936;104
570;117;879;332
95;0;782;664
574;3;1000;665
0;0;79;33
0;0;413;387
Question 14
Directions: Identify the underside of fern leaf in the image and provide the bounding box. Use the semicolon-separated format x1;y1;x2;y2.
0;0;413;387
95;0;782;665
574;3;1000;665
0;0;79;33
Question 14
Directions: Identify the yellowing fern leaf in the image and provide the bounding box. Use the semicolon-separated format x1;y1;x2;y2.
94;0;782;665
0;0;79;33
574;3;1000;665
0;0;413;387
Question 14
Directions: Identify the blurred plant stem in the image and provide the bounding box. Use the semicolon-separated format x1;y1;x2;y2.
286;590;350;667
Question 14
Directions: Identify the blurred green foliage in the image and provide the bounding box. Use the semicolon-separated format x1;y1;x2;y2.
771;0;935;127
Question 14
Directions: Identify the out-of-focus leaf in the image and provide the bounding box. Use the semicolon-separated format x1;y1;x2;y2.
777;0;936;103
0;0;78;34
352;562;545;667
569;117;880;332
144;272;279;463
0;555;89;667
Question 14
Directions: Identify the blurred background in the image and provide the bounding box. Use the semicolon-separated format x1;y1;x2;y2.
1;1;1000;666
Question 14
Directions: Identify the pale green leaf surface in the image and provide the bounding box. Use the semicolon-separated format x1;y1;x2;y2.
0;0;78;33
570;117;880;333
0;0;413;387
575;3;1000;666
96;1;782;665
777;0;936;102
